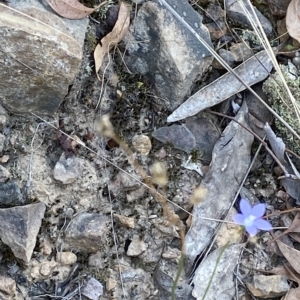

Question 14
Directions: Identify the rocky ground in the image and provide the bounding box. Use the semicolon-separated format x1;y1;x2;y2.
0;0;300;299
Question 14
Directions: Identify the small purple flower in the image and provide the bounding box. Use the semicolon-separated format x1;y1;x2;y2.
233;198;272;236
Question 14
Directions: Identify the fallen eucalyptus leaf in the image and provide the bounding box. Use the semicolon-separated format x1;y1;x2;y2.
286;0;300;43
192;243;243;300
276;240;300;274
285;287;300;300
184;102;253;272
44;0;104;19
94;2;130;78
167;50;272;122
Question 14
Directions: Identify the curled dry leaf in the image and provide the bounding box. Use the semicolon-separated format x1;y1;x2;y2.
276;239;300;274
44;0;105;19
94;2;130;78
286;0;300;43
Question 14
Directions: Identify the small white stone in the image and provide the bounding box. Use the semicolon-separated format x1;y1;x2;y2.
39;261;57;277
127;234;148;256
56;252;77;265
132;134;152;156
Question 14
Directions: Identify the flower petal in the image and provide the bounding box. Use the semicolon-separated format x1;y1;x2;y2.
240;199;251;216
254;219;273;231
251;203;266;218
246;225;258;236
233;213;246;225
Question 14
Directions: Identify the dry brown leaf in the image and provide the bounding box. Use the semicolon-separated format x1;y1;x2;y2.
287;212;300;233
264;263;300;284
94;2;130;78
286;0;300;43
276;240;300;274
289;232;300;242
44;0;104;19
284;287;300;300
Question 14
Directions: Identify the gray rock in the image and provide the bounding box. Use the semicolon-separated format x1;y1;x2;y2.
0;165;11;182
245;275;289;298
0;181;24;207
185;116;221;161
152;124;196;153
154;263;194;300
212;48;234;69
127;234;148;256
0;133;5;153
0;0;89;115
0;276;16;296
225;0;272;36
53;153;83;184
0;104;8;130
65;213;110;252
82;278;104;300
124;0;213;110
88;252;105;268
0;202;46;262
218;48;235;65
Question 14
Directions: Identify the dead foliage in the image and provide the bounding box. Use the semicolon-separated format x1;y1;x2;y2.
286;0;300;43
94;2;130;79
44;0;105;19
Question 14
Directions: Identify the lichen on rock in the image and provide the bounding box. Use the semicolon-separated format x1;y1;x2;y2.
263;64;300;155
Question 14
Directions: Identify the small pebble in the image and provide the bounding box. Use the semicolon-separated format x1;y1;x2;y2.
132;134;152;156
0;276;16;296
56;252;77;265
82;277;104;300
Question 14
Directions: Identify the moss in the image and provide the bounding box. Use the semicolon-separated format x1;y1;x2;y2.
190;149;204;162
86;32;98;52
262;64;300;155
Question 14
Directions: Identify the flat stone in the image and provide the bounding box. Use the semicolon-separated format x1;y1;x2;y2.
65;213;110;252
246;275;289;298
0;276;16;296
225;0;272;36
0;202;46;262
152;124;196;153
0;0;88;115
53;153;83;184
127;234;148;256
124;0;213;110
185;116;221;161
0;165;11;182
56;252;77;265
82;277;104;300
0;181;25;207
